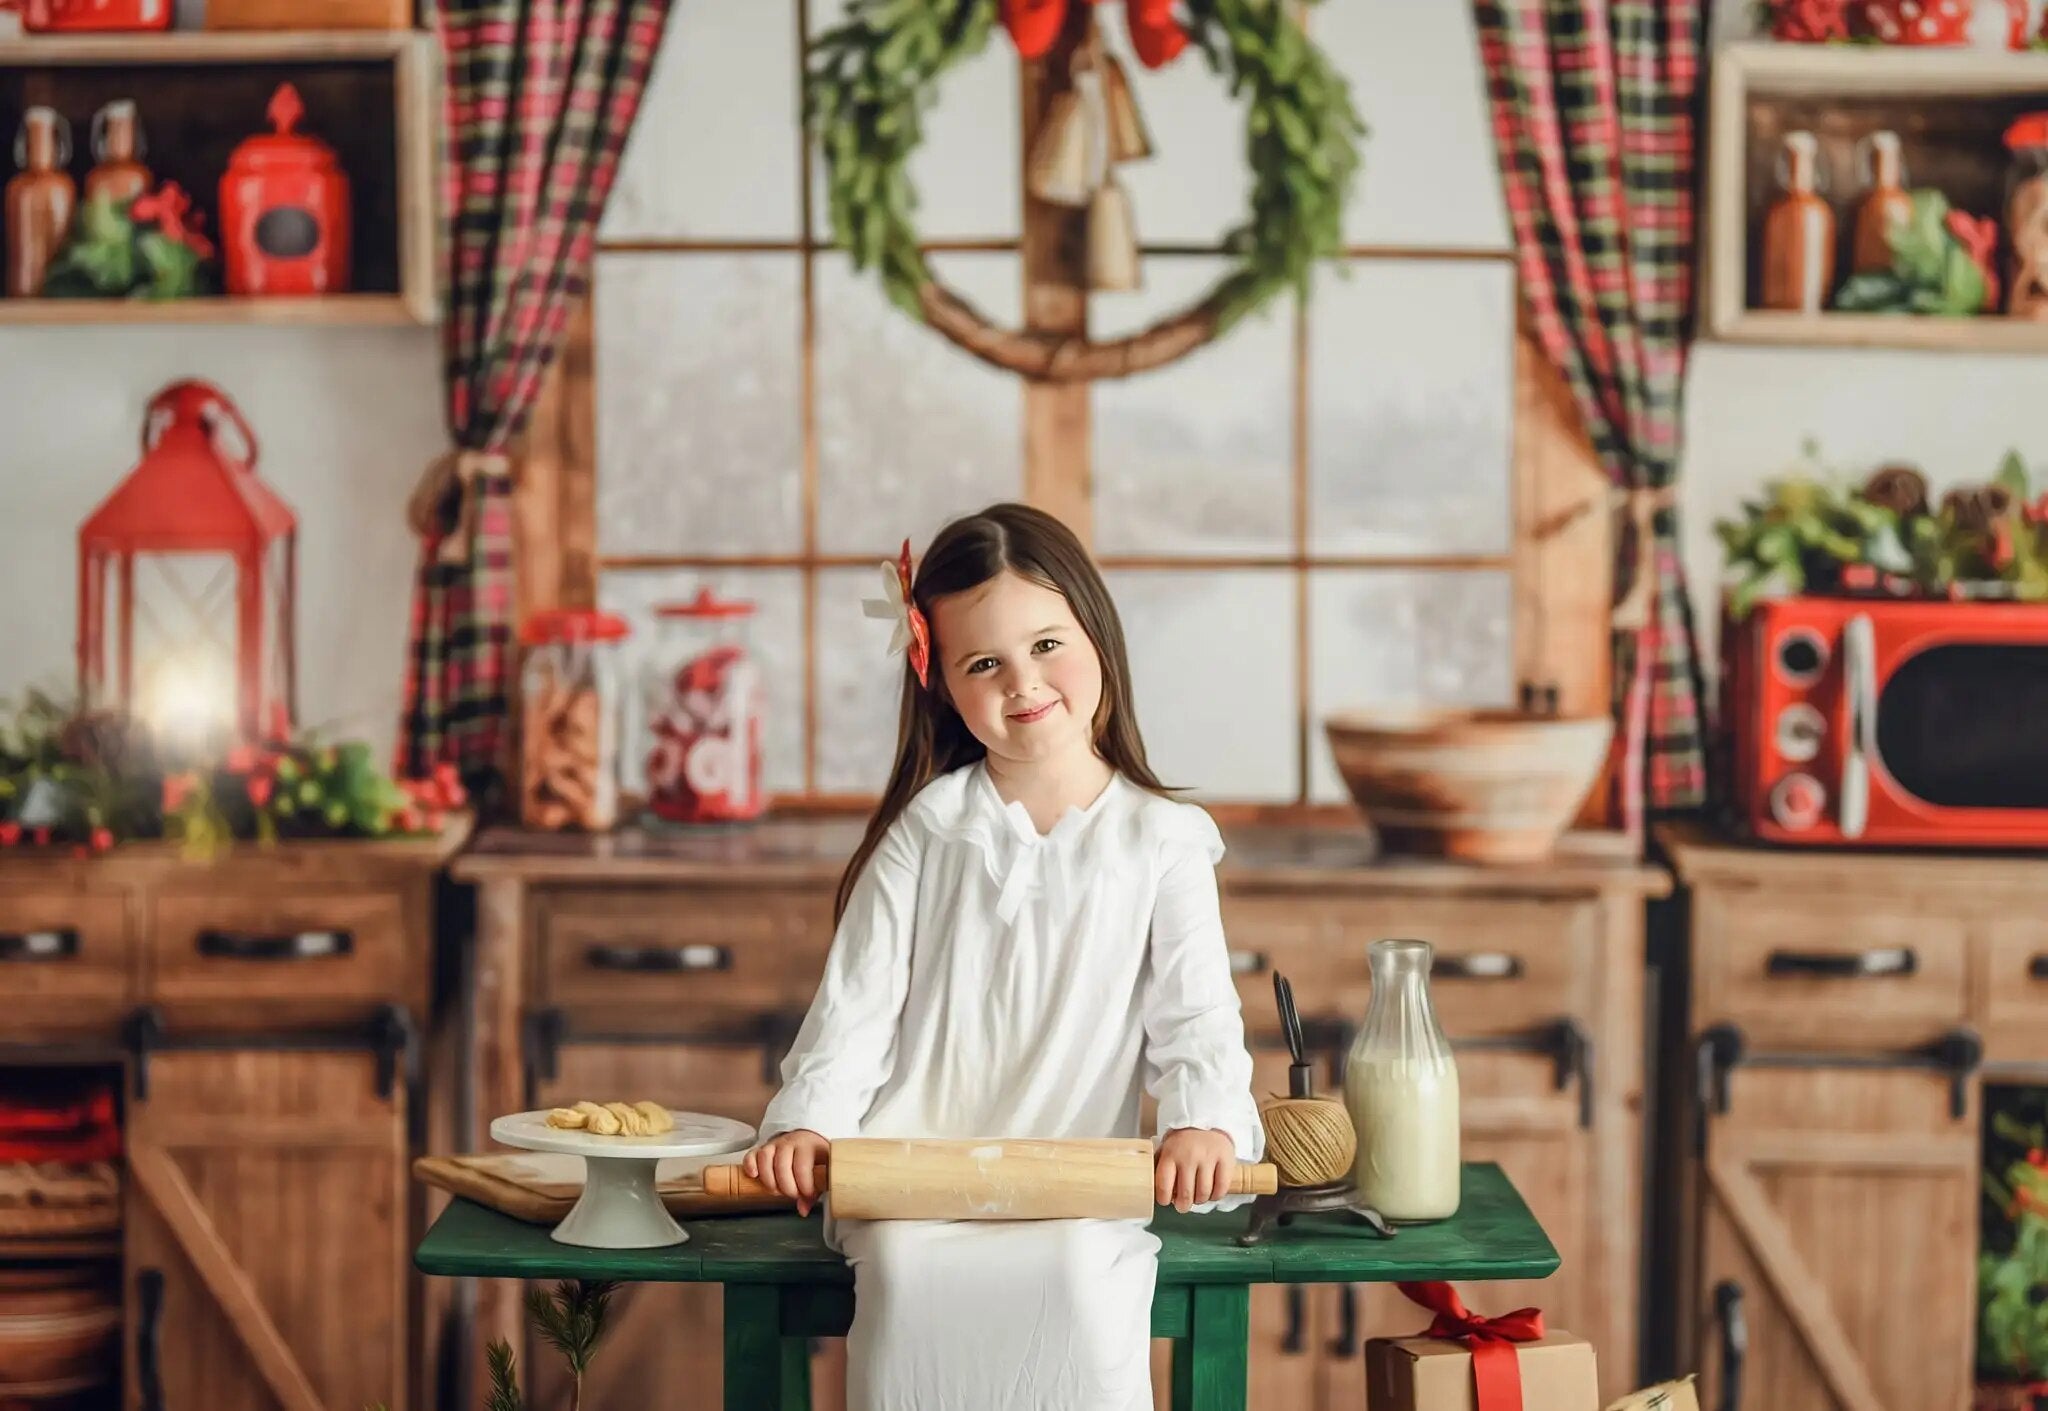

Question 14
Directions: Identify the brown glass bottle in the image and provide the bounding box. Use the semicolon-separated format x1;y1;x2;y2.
1760;130;1834;313
5;108;76;298
84;101;151;208
1852;131;1912;275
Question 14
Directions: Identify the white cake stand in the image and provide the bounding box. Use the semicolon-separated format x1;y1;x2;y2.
488;1109;757;1249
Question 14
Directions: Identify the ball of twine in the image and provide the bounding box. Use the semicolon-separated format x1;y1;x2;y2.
1259;1095;1356;1188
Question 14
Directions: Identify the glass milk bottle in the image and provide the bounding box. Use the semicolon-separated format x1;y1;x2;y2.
1343;939;1461;1220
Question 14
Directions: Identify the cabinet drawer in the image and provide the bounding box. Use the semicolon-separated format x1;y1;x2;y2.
539;887;792;1020
1226;895;1595;1040
1219;898;1326;1033
0;889;132;1013
1980;919;2048;1053
1694;892;1967;1043
147;889;404;1010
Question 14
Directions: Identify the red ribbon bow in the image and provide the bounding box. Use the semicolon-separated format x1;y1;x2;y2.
1001;0;1187;69
1397;1281;1546;1411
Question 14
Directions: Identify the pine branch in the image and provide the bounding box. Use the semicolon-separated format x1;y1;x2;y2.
526;1279;618;1411
486;1338;522;1411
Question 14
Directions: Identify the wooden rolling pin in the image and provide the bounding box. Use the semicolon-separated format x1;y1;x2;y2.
703;1138;1278;1220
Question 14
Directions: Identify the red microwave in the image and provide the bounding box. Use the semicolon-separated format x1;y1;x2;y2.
1722;596;2048;847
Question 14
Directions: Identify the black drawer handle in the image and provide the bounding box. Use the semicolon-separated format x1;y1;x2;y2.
1765;947;1915;979
1228;949;1269;976
1280;1286;1306;1355
197;928;352;960
1713;1279;1746;1411
585;943;733;974
2030;954;2048;981
1326;1284;1358;1359
0;929;80;961
1432;951;1523;981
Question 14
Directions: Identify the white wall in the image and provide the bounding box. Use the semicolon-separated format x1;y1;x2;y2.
1683;8;2048;669
0;325;442;765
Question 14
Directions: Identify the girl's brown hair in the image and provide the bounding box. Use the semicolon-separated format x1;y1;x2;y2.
834;502;1167;921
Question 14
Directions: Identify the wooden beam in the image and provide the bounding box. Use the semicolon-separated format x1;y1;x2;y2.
1018;3;1095;544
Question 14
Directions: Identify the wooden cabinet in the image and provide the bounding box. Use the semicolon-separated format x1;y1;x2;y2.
1663;824;2048;1411
124;1046;412;1411
456;823;1664;1408
0;830;461;1411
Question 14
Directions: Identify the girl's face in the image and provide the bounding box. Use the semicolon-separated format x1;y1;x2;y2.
929;570;1105;770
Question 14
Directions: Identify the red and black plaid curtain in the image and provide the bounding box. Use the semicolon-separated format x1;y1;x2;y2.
397;0;673;791
1473;0;1708;831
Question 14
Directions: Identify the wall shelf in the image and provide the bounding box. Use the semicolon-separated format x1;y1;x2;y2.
1703;41;2048;353
0;292;421;324
0;29;439;325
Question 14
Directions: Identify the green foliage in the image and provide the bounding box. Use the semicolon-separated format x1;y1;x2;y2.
42;191;212;301
1714;469;1907;617
485;1339;523;1411
1981;1096;2048;1382
525;1282;616;1411
807;0;1363;328
0;694;458;857
1717;446;2048;615
1833;190;1987;316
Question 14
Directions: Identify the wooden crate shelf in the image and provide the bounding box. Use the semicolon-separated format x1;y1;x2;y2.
0;29;438;325
1704;41;2048;353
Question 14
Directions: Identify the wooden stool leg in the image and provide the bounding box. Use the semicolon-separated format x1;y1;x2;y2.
724;1284;812;1411
1169;1284;1250;1411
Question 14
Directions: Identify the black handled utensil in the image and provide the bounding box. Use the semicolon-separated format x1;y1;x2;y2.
1273;971;1315;1099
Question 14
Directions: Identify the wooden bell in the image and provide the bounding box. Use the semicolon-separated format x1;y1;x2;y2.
1027;88;1095;208
1099;53;1152;163
1087;176;1140;292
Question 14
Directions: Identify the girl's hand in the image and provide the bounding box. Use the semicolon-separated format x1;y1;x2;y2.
1155;1128;1238;1213
743;1129;830;1217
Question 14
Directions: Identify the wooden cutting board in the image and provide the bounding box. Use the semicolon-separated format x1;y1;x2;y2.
412;1153;792;1225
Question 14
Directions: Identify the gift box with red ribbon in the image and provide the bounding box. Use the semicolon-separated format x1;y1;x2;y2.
1364;1282;1599;1411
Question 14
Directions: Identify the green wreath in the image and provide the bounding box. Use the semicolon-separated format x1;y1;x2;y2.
807;0;1364;382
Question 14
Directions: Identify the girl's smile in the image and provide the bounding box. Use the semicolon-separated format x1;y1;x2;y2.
1006;698;1060;724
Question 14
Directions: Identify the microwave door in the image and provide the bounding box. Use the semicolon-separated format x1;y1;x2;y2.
1871;636;2048;814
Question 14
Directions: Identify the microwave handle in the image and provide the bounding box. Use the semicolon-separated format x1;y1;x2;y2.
1841;613;1874;840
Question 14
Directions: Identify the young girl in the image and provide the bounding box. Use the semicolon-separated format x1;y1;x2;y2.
743;503;1263;1411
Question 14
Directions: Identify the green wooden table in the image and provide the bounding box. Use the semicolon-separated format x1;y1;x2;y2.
417;1162;1556;1411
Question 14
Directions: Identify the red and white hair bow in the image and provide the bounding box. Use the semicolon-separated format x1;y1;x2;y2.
1002;0;1187;69
862;539;932;688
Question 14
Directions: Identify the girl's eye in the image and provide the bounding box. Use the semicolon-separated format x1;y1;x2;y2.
966;656;999;675
1032;638;1061;655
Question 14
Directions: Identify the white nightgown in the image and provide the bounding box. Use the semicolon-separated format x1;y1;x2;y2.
755;761;1265;1411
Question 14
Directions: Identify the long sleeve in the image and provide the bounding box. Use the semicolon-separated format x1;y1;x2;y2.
756;811;922;1142
1141;832;1265;1174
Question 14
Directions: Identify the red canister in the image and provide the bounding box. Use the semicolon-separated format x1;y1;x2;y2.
219;83;350;298
637;590;765;825
22;0;170;32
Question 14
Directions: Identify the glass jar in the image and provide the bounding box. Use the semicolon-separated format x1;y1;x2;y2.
518;608;628;831
1342;938;1461;1221
635;588;764;826
2005;112;2048;319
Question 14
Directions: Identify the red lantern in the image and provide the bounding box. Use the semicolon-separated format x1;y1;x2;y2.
77;381;297;758
220;84;352;299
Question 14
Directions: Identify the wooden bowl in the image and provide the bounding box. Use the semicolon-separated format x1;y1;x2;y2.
0;1267;120;1398
1322;707;1613;864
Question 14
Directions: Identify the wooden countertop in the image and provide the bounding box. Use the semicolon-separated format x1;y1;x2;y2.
1658;818;2048;891
0;812;473;882
454;819;1669;898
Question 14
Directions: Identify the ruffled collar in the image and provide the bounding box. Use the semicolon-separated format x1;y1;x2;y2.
974;760;1124;846
916;763;1128;925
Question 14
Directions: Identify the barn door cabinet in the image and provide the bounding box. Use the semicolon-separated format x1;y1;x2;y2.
455;823;1665;1409
1663;824;2048;1411
0;828;464;1411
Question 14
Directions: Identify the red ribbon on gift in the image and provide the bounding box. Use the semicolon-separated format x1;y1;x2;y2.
1397;1281;1546;1411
